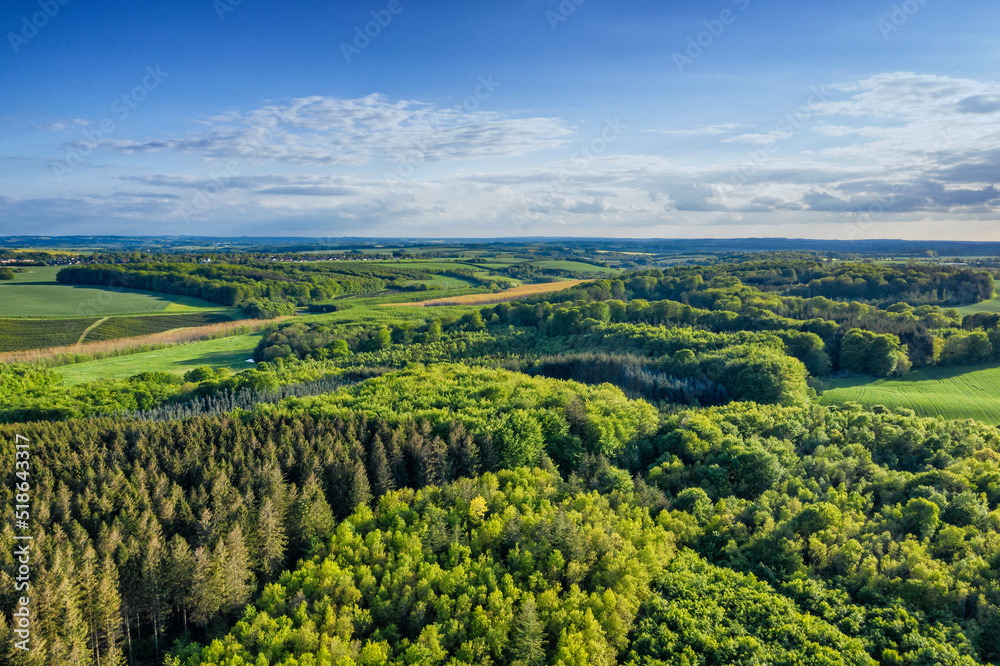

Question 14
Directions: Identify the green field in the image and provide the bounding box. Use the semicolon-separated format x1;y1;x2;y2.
0;265;227;318
407;275;480;288
954;294;1000;316
55;333;264;385
530;260;620;274
818;363;1000;424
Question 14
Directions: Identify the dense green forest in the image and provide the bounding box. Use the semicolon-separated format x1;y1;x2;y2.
5;252;1000;665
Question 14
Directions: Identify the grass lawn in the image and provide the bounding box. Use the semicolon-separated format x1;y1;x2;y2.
55;333;264;385
818;362;1000;424
0;265;227;318
954;295;1000;316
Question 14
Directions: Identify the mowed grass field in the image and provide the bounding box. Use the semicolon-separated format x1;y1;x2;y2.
0;265;229;317
55;333;264;385
955;295;1000;316
818;363;1000;424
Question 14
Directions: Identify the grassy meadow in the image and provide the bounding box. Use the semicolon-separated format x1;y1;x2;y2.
54;333;264;385
819;362;1000;424
954;294;1000;316
0;265;230;318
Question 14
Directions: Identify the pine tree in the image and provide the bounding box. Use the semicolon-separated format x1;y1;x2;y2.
291;474;335;558
255;497;287;579
188;546;221;627
368;434;395;497
509;595;545;666
446;422;479;481
350;460;373;509
164;535;195;631
218;526;253;618
36;543;90;665
95;556;124;666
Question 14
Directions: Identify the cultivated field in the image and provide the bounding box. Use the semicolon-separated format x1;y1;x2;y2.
0;317;100;352
84;312;235;341
0;317;283;365
385;280;585;307
819;363;1000;424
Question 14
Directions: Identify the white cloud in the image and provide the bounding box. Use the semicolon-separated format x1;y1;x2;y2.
94;94;573;166
722;130;792;145
643;124;740;136
13;73;1000;237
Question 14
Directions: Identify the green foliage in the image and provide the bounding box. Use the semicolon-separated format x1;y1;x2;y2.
178;468;675;666
9;253;1000;666
282;363;659;470
840;328;907;377
243;298;295;319
626;551;876;665
640;400;1000;663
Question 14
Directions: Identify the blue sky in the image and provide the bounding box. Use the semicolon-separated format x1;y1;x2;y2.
1;0;999;239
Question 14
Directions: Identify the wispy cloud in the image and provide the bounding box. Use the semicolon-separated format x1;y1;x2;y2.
643;124;740;136
93;94;573;166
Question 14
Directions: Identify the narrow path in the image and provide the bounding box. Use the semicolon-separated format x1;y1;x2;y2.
77;317;109;344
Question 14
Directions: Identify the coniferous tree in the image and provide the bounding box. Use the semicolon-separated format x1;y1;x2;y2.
509;595;545;666
218;526;253;619
163;535;194;632
290;473;335;558
255;498;287;579
368;434;395;497
349;460;373;508
188;546;220;628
